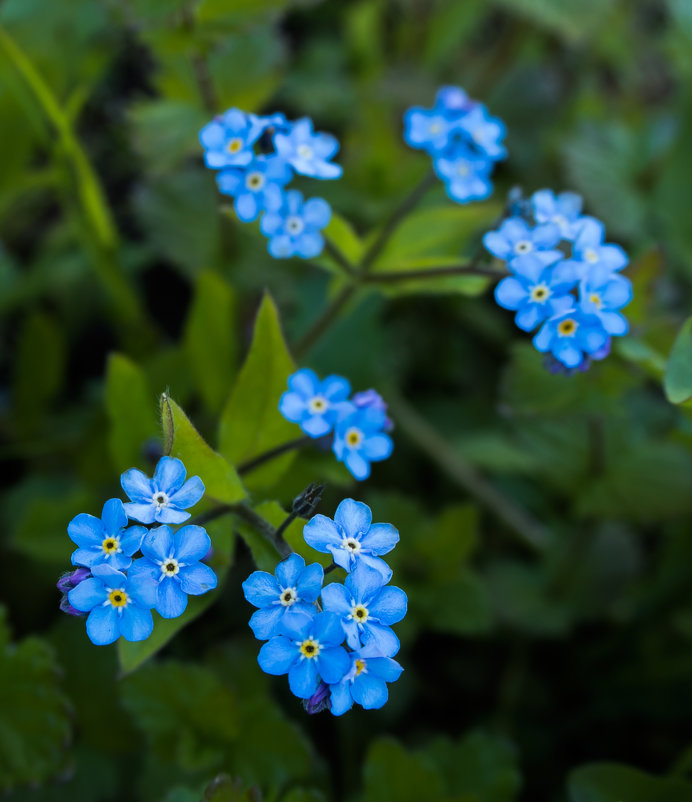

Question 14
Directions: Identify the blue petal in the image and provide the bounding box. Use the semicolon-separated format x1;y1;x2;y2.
169;477;205;511
303;197;331;228
67;513;103;548
553;339;583;368
126;568;159;609
249;606;285;639
154;457;187;494
533;322;554;352
71;547;103;568
345;450;371;480
288;368;319;398
119;605;154;641
179;562;217;595
483;231;512;260
156;579;188;618
275;553;306;588
313;611;346;646
288;658;320;699
362;622;400;657
101;498;127;535
280;611;313;640
120;468;153;502
296;563;324;602
122;502;155;525
366;656;404;682
362;434;393;461
358;554;393;582
120;525;147;556
86;605;120;645
243;571;281;607
174;525;211;562
360;522;399;555
301;414;332;438
352;674;388;709
345;563;386;604
259;636;297;675
68;577;107;611
329;545;354;574
303;514;342;553
322;375;350;400
600;277;632;308
495;277;527;310
110;553;134;571
279;391;307;422
334;499;371;539
318;646;350;684
320;582;351;616
235;192;260;222
599;311;628;336
216;169;244;196
155;507;191;525
268;235;295;259
199;121;225;149
142;526;174;562
127;558;160;586
91;564;127;588
342;619;362;650
260;212;284;237
515;303;546;332
296;232;324;259
368;586;407;625
574;217;604;249
329;681;354;716
599;244;628;271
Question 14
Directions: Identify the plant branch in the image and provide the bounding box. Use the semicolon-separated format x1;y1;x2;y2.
323;236;357;278
361;263;507;284
189;502;291;558
293;284;359;359
237;435;314;476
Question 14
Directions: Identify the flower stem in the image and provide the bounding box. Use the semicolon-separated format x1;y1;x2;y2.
236;435;318;476
361;263;507;284
293;284;359;359
189;502;291;558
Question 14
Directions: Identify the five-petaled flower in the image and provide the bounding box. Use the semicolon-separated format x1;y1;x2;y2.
483;218;562;273
198;108;263;169
68;498;146;571
533;306;609;369
332;407;393;480
273;117;343;179
121;456;205;525
532;189;584;241
216;155;292;223
279;368;353;438
260;190;332;260
570;216;629;286
329;642;404;716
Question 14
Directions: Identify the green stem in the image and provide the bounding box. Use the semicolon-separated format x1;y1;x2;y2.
361;263;507;284
189;501;291;558
294;284;359;359
237;434;314;476
323;236;357;278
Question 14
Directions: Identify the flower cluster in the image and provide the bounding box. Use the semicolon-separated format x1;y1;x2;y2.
243;499;406;715
403;85;507;204
279;368;394;481
199;109;341;259
57;457;217;645
485;189;631;371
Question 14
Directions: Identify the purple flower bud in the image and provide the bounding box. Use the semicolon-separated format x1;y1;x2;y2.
304;681;331;715
57;567;91;617
590;338;612;362
352;389;394;431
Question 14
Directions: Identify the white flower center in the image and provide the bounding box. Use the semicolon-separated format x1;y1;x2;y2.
152;492;169;509
457;163;469;176
297;144;313;160
286;216;304;236
429;122;442;134
514;240;533;255
585;248;599;263
279;587;298;607
530;283;551;304
341;537;361;554
344;427;363;448
246;171;265;191
351;604;369;624
160;557;180;577
308;395;329;414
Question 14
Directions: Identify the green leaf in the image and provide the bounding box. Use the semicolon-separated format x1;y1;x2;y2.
183;270;238;415
568;763;692;802
218;293;297;491
664;316;692;404
0;610;71;792
414;569;494;636
105;353;158;472
321;211;363;266
129;100;209;172
494;0;616;43
362;739;445;802
162;393;246;503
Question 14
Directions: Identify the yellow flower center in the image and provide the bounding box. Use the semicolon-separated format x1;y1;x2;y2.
345;427;363;448
355;658;366;676
352;604;369;623
108;589;128;608
297;144;313;160
308;396;328;414
246;172;264;190
530;284;551;303
101;537;119;555
300;639;321;659
585;248;599;263
589;293;602;308
557;319;578;337
227;138;242;154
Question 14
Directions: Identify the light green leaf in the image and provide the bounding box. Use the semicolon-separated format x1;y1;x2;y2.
218;293;297;491
568;762;692;802
664;316;692;404
183;271;238;415
322;211;363;266
162;393;246;503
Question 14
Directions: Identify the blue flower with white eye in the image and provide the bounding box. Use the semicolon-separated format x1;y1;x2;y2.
303;498;398;580
120;457;205;525
483;218;562;272
67;564;157;645
403;106;456;154
456;103;507;161
570;217;629;285
532;189;584;241
260;190;331;259
127;525;217;619
321;562;407;657
329;642;404;716
273;118;342;179
433;149;493;204
258;611;350;699
533;306;609;369
332;407;393;481
579;275;632;336
494;257;577;332
68;499;146;571
216;156;292;223
199;108;262;170
279;368;353;438
243;553;324;640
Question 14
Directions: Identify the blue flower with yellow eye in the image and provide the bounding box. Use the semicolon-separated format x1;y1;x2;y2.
579;275;632;336
260;190;331;259
121;457;205;525
273;118;342;179
279;368;353;438
303;498;399;580
329;642;404;716
216;155;292;223
571;216;629;285
533;306;609;369
332;407;393;481
321;562;407;657
243;553;324;639
199;108;263;170
68;498;146;571
258;611;350;699
67;564;157;645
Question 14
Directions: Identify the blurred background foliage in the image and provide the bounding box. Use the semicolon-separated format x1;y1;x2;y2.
2;0;692;800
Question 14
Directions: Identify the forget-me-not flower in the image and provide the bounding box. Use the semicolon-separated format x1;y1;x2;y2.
258;611;350;699
216;155;292;223
199;108;262;169
321;562;407;657
243;553;324;639
533;307;609;368
457;104;507;161
332;406;393;481
579;275;632;336
571;217;629;285
434;150;493;204
127;525;217;619
68;498;146;571
303;498;398;580
532;189;584;240
67;564;157;645
260;190;331;259
273;118;342;179
329;642;404;716
121;456;205;525
279;368;353;438
403;106;456;154
434;85;474;117
352;389;393;431
483;218;563;272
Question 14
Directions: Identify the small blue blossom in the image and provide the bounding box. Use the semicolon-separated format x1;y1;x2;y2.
433;150;493;204
260;190;331;259
332;407;393;481
258;611;350;699
199;108;263;170
533;307;609;369
403;106;456;154
571;217;629;285
249;111;289;134
120;456;205;525
243;553;324;639
127;525;217;619
329;642;404;716
483;218;562;272
321;562;407;657
352;389;393;431
279;368;353;438
532;189;584;240
434;85;475;117
303;498;398;580
579;275;632;336
456;104;507;161
67;564;157;645
68;498;146;571
273;118;342;179
216;155;292;223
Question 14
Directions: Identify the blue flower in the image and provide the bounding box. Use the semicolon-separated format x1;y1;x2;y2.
303;498;398;580
352;389;393;431
249;111;289;134
494;258;577;332
68;498;146;571
127;525;217;619
273;118;342;179
332;407;393;481
199;108;263;170
243;553;324;639
403;106;456;154
532;189;583;240
329;642;404;716
533;307;609;369
579;275;632;336
67;564;157;645
258;611;350;699
216;156;292;223
279;368;353;437
570;217;629;285
433;150;493;204
260;190;331;259
434;85;475;117
456;104;507;161
120;457;205;525
321;562;407;657
483;218;562;272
